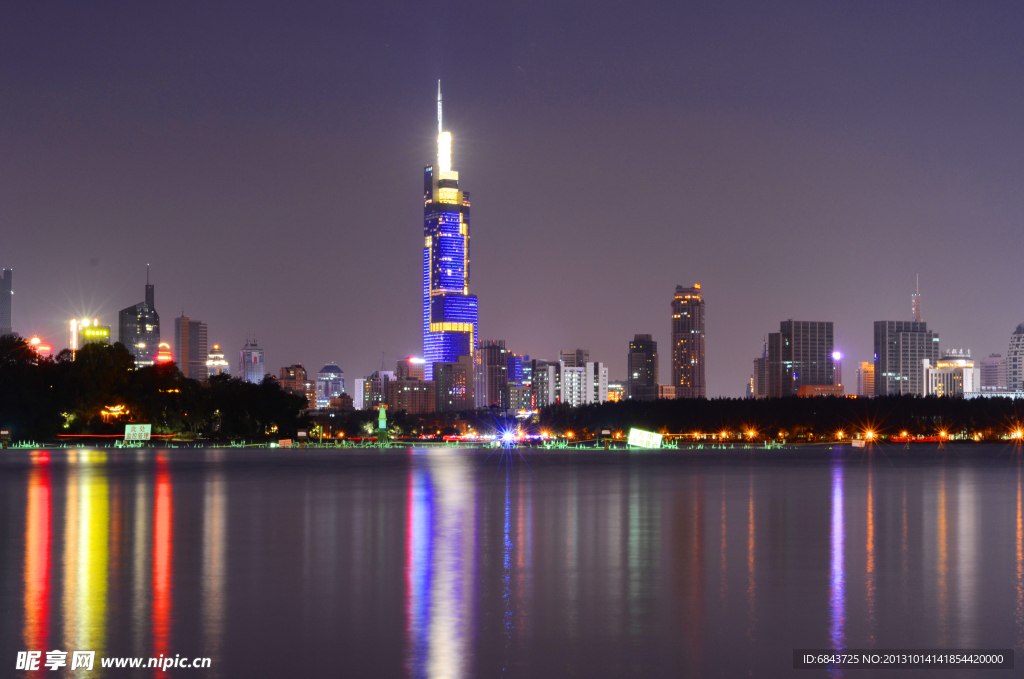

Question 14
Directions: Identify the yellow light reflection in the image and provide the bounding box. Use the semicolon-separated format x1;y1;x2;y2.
63;454;109;655
865;462;875;641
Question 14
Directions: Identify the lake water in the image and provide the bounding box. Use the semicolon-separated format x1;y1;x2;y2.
2;445;1022;677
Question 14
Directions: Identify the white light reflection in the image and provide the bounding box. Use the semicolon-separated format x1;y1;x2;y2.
829;462;845;672
405;452;477;679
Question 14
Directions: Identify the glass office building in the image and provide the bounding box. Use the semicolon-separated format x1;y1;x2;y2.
118;274;160;367
422;85;478;380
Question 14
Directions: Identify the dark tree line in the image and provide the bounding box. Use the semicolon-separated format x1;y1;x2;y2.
537;396;1024;441
0;335;308;441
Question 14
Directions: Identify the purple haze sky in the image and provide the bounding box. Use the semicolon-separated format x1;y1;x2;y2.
2;1;1023;395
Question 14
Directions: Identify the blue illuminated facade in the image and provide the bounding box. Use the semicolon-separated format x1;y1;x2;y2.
422;159;478;381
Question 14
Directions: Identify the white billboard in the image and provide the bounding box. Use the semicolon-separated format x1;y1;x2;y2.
124;424;152;442
627;428;663;449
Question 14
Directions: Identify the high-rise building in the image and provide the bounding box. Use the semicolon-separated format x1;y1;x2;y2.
239;340;266;384
627;334;658;401
279;364;316;409
549;361;609;407
353;378;366;410
316;363;346;408
508;384;531;412
531;359;557;408
924;350;978;397
980;353;1007;391
0;268;12;337
475;340;508;408
873;321;940;396
386;379;436;414
118;271;160;366
671;284;706;398
1009;325;1024;391
833;352;843;389
433;355;475;412
207;344;230;377
856;361;875;397
752;337;768;399
559;349;590;368
423;83;478;381
173;315;208;380
767;320;834;397
506;353;529;385
396;357;426;381
364;370;395;410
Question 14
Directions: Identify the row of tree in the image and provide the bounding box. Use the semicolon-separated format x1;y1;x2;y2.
537;395;1024;441
5;332;1024;443
0;335;308;441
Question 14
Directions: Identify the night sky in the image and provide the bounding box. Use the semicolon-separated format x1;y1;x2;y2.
3;1;1023;395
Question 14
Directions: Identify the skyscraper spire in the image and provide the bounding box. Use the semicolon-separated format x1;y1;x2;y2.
436;81;452;174
912;274;922;322
423;82;477;382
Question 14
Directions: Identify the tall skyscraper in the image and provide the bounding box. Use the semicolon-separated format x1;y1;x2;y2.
239;339;265;384
118;270;160;366
475;339;508;408
1008;324;1024;391
767;320;834;397
752;337;768;398
627;334;659;401
316;363;346;408
671;284;706;398
980;353;1007;391
422;83;478;381
857;361;875;396
173;315;208;381
873;321;939;396
0;268;12;336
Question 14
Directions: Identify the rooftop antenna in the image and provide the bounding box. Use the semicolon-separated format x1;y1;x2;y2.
911;274;923;322
437;80;442;135
147;263;150;285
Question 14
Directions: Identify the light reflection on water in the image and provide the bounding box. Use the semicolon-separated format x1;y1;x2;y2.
3;446;1024;678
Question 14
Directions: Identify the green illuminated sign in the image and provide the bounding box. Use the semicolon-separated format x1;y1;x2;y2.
627;428;662;449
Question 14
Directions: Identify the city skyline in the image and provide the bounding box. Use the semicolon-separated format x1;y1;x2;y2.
2;3;1023;395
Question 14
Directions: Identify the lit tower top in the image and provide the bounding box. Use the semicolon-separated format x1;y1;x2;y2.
422;81;477;381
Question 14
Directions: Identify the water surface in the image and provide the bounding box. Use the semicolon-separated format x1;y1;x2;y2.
2;445;1022;677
